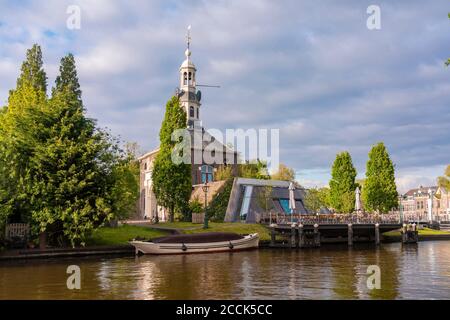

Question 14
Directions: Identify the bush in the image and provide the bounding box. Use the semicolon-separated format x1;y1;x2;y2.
206;178;233;222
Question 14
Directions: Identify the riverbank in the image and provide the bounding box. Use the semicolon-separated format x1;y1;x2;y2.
0;225;168;261
382;227;450;242
2;223;450;261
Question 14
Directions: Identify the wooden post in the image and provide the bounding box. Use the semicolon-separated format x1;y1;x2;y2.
270;225;276;247
39;232;47;250
401;224;407;243
298;224;304;248
291;224;297;248
314;223;320;247
375;223;380;246
348;223;353;246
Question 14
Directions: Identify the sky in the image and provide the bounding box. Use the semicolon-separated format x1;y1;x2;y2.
0;0;449;192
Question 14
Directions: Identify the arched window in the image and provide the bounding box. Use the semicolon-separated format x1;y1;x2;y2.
190;106;195;117
188;72;192;85
144;162;147;170
183;72;187;85
196;108;199;119
201;165;214;183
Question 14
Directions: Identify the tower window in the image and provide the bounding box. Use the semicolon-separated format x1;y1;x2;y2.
190;106;195;117
201;165;214;183
188;72;192;85
183;72;187;85
197;108;199;119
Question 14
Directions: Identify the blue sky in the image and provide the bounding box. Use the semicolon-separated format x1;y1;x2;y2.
0;0;449;192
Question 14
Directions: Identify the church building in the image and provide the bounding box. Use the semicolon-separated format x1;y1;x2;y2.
138;30;238;221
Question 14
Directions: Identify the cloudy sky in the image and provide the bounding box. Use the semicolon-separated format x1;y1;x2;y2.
0;0;449;192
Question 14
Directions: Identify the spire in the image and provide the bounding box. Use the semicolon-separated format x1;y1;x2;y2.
186;25;191;50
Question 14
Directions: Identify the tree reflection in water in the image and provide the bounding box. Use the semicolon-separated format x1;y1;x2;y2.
1;242;450;299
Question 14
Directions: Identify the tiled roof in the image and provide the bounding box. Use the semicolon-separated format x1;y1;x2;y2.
404;186;438;197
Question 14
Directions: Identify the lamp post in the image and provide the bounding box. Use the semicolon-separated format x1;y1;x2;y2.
427;188;434;225
399;194;404;224
202;181;209;229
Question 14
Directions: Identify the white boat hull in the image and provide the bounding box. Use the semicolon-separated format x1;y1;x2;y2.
130;233;259;255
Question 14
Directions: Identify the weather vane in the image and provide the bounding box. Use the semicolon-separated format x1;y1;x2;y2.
186;25;191;49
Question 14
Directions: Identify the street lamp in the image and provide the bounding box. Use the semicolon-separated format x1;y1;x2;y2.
399;194;404;224
202;181;210;229
428;188;434;225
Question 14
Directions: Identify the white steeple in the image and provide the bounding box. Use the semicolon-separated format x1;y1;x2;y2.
179;25;201;127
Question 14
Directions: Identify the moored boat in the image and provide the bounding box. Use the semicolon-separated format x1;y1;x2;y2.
130;232;259;255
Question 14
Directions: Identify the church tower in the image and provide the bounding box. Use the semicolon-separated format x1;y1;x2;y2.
178;26;202;128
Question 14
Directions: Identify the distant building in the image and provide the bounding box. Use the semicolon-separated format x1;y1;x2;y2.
138;32;238;221
400;186;450;216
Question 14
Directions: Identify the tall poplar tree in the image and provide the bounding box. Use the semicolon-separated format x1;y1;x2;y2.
152;96;192;223
362;142;398;213
329;152;357;213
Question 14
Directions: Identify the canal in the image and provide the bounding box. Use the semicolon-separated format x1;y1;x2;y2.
1;241;449;299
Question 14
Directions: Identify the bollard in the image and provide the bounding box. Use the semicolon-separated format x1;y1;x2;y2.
298;224;304;248
313;223;320;247
375;223;380;246
270;224;276;247
401;224;407;243
291;223;297;248
348;223;353;246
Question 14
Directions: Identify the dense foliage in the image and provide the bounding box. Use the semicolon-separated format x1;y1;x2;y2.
362;142;398;213
206;178;234;222
0;45;139;246
152;96;192;222
329;152;358;213
271;163;295;181
437;165;450;190
238;159;270;179
305;187;330;213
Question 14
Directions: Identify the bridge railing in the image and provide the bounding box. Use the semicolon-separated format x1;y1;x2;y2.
261;212;450;225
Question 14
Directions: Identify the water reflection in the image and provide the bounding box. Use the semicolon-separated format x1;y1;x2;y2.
1;242;449;299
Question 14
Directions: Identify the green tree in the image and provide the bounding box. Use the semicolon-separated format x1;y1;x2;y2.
437;164;450;190
207;178;234;222
215;165;233;180
1;48;138;246
238;159;270;179
362;142;398;213
305;187;330;213
0;44;48;228
28;53;129;246
329;152;357;213
152;96;192;223
271;163;295;181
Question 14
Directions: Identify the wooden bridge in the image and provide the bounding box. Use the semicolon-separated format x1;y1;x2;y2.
263;213;429;248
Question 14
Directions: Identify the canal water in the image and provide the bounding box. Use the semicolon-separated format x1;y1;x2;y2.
1;241;449;299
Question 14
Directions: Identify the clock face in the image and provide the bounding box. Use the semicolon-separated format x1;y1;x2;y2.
196;90;202;102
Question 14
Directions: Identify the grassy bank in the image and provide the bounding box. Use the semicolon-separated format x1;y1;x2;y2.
158;222;271;241
383;227;450;238
86;225;169;246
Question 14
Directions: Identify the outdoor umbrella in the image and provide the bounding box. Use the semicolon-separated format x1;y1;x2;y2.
289;182;296;223
355;187;362;212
